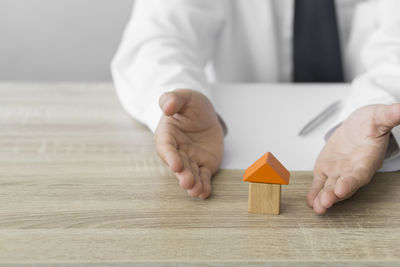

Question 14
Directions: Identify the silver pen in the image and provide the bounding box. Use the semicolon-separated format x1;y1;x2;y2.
298;100;341;136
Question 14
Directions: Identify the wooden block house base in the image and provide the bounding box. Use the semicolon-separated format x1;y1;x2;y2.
248;183;281;215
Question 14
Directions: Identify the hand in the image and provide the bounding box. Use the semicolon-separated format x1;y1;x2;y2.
307;104;400;214
155;89;224;199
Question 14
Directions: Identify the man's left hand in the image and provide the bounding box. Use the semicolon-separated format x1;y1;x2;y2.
308;104;400;214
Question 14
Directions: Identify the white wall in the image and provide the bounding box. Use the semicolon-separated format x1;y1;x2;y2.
0;0;133;81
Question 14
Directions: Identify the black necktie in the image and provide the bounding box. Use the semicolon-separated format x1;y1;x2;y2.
293;0;344;82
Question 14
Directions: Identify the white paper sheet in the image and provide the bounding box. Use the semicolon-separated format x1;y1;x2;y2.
213;83;399;171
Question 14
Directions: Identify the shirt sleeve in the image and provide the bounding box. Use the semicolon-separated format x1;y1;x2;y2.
111;0;225;132
326;0;400;161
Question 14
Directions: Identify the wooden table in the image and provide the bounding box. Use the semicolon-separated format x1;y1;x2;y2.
0;83;399;266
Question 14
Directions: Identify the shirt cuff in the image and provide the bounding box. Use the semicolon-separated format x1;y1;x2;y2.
217;113;228;136
142;97;164;133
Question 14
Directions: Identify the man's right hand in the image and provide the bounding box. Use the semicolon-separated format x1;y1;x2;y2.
155;89;224;199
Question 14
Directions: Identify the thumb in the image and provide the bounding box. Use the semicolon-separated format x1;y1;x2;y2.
159;90;191;116
376;103;400;135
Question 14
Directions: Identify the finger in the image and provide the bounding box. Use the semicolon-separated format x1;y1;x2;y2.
313;191;327;215
376;103;400;135
176;151;195;190
312;176;339;213
307;172;327;208
187;160;203;197
319;186;338;209
159;91;191;116
318;176;340;209
334;173;367;199
155;132;183;173
199;167;212;199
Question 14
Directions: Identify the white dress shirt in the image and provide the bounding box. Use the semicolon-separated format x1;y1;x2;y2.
111;0;400;162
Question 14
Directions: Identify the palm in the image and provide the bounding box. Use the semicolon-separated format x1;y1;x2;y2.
317;106;389;178
168;123;222;166
155;90;224;198
308;104;400;214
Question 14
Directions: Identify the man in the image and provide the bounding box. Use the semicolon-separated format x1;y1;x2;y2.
111;0;400;214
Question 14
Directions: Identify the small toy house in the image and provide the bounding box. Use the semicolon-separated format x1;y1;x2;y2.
243;152;290;215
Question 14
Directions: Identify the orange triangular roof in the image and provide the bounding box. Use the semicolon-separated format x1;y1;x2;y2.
243;152;290;185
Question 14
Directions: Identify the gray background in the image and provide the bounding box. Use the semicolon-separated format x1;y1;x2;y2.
0;0;134;81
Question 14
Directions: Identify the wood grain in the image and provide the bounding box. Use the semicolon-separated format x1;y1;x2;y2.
248;183;281;214
0;83;399;266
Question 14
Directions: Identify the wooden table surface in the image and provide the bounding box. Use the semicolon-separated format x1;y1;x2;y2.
0;83;399;266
